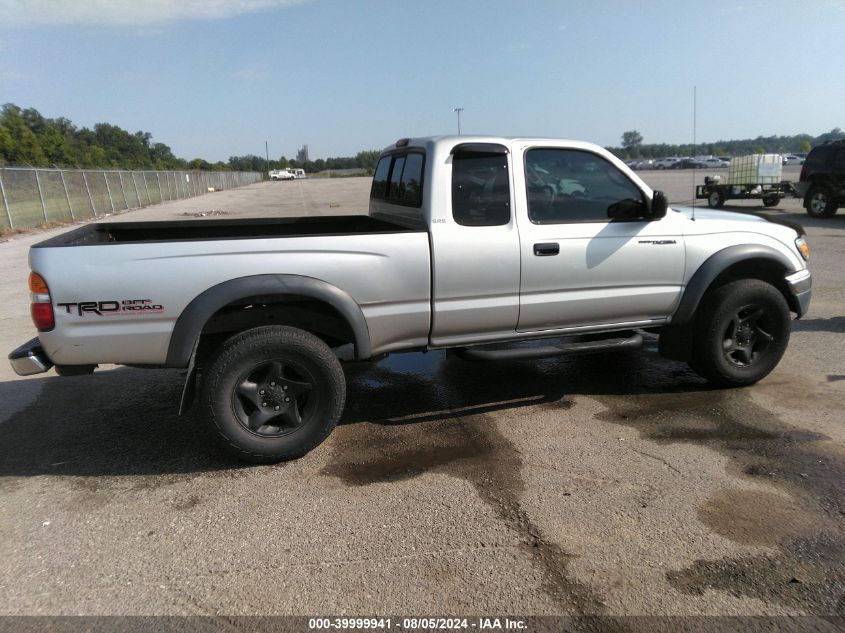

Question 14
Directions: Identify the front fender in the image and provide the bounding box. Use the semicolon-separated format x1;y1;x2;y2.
671;244;795;325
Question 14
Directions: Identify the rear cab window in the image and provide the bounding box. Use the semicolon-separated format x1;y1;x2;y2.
370;150;425;208
370;156;391;199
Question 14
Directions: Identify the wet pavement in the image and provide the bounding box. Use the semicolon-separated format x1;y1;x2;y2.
1;174;844;617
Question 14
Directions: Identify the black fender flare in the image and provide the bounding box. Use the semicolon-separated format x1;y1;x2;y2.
165;274;371;367
671;244;795;325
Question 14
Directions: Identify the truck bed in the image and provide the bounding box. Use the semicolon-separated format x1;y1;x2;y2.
33;215;420;248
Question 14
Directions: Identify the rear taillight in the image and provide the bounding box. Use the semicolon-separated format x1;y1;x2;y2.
29;272;54;331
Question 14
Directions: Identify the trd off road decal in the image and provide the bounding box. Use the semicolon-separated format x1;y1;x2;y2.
56;299;164;316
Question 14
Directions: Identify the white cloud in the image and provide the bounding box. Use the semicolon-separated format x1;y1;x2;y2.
0;0;311;27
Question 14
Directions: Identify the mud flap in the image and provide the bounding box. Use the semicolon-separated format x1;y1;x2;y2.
178;339;200;415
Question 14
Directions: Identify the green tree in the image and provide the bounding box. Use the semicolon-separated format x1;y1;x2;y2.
0;103;193;169
621;130;643;154
189;158;212;170
815;127;844;144
228;155;266;172
0;104;46;164
150;143;180;169
0;126;13;164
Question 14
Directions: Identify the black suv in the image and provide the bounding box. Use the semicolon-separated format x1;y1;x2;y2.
798;140;845;217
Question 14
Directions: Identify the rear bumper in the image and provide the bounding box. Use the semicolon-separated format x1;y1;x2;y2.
786;270;812;317
8;337;53;376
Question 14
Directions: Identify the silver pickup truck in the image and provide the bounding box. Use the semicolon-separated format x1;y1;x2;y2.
10;136;812;462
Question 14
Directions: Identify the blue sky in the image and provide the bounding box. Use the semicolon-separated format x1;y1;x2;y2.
1;0;843;161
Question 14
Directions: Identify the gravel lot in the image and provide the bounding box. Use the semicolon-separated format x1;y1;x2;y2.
1;168;843;618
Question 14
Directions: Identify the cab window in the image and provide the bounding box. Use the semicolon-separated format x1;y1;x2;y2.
525;148;645;223
451;149;511;226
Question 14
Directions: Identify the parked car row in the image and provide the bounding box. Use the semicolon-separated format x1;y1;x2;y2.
625;153;807;171
625;156;730;170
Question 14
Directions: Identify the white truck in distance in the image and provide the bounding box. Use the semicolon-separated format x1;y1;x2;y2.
10;136;812;463
269;169;295;180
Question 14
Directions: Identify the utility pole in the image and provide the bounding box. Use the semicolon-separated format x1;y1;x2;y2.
453;107;464;135
265;141;270;176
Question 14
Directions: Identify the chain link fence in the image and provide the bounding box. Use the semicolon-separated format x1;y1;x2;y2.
0;167;262;230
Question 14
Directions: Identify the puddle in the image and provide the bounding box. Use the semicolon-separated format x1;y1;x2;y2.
583;353;845;613
343;346;845;614
327;356;602;614
697;489;815;547
667;532;845;614
590;386;841;519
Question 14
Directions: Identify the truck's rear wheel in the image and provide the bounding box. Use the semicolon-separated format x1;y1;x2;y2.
690;280;790;387
762;194;779;207
202;326;345;463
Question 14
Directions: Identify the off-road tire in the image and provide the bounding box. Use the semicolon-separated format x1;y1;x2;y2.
805;185;837;218
690;279;790;387
201;326;345;463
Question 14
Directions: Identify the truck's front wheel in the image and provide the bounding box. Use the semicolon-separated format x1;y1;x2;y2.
202;326;346;463
690;280;790;387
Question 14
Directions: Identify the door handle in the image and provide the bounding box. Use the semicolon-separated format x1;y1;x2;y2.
533;242;559;256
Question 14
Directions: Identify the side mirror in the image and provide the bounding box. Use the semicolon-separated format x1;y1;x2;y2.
607;198;646;220
650;190;668;219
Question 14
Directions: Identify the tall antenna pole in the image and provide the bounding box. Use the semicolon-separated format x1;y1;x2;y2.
265;141;270;175
453;107;464;135
692;86;697;219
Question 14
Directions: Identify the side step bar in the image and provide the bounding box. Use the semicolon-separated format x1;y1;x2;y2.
451;332;643;362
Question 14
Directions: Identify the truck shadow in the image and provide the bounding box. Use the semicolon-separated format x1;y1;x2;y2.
0;368;232;478
341;344;708;429
791;315;845;333
0;345;710;478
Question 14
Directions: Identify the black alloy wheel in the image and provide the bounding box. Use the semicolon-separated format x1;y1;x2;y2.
720;304;774;367
202;325;346;463
232;360;316;437
691;279;790;387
